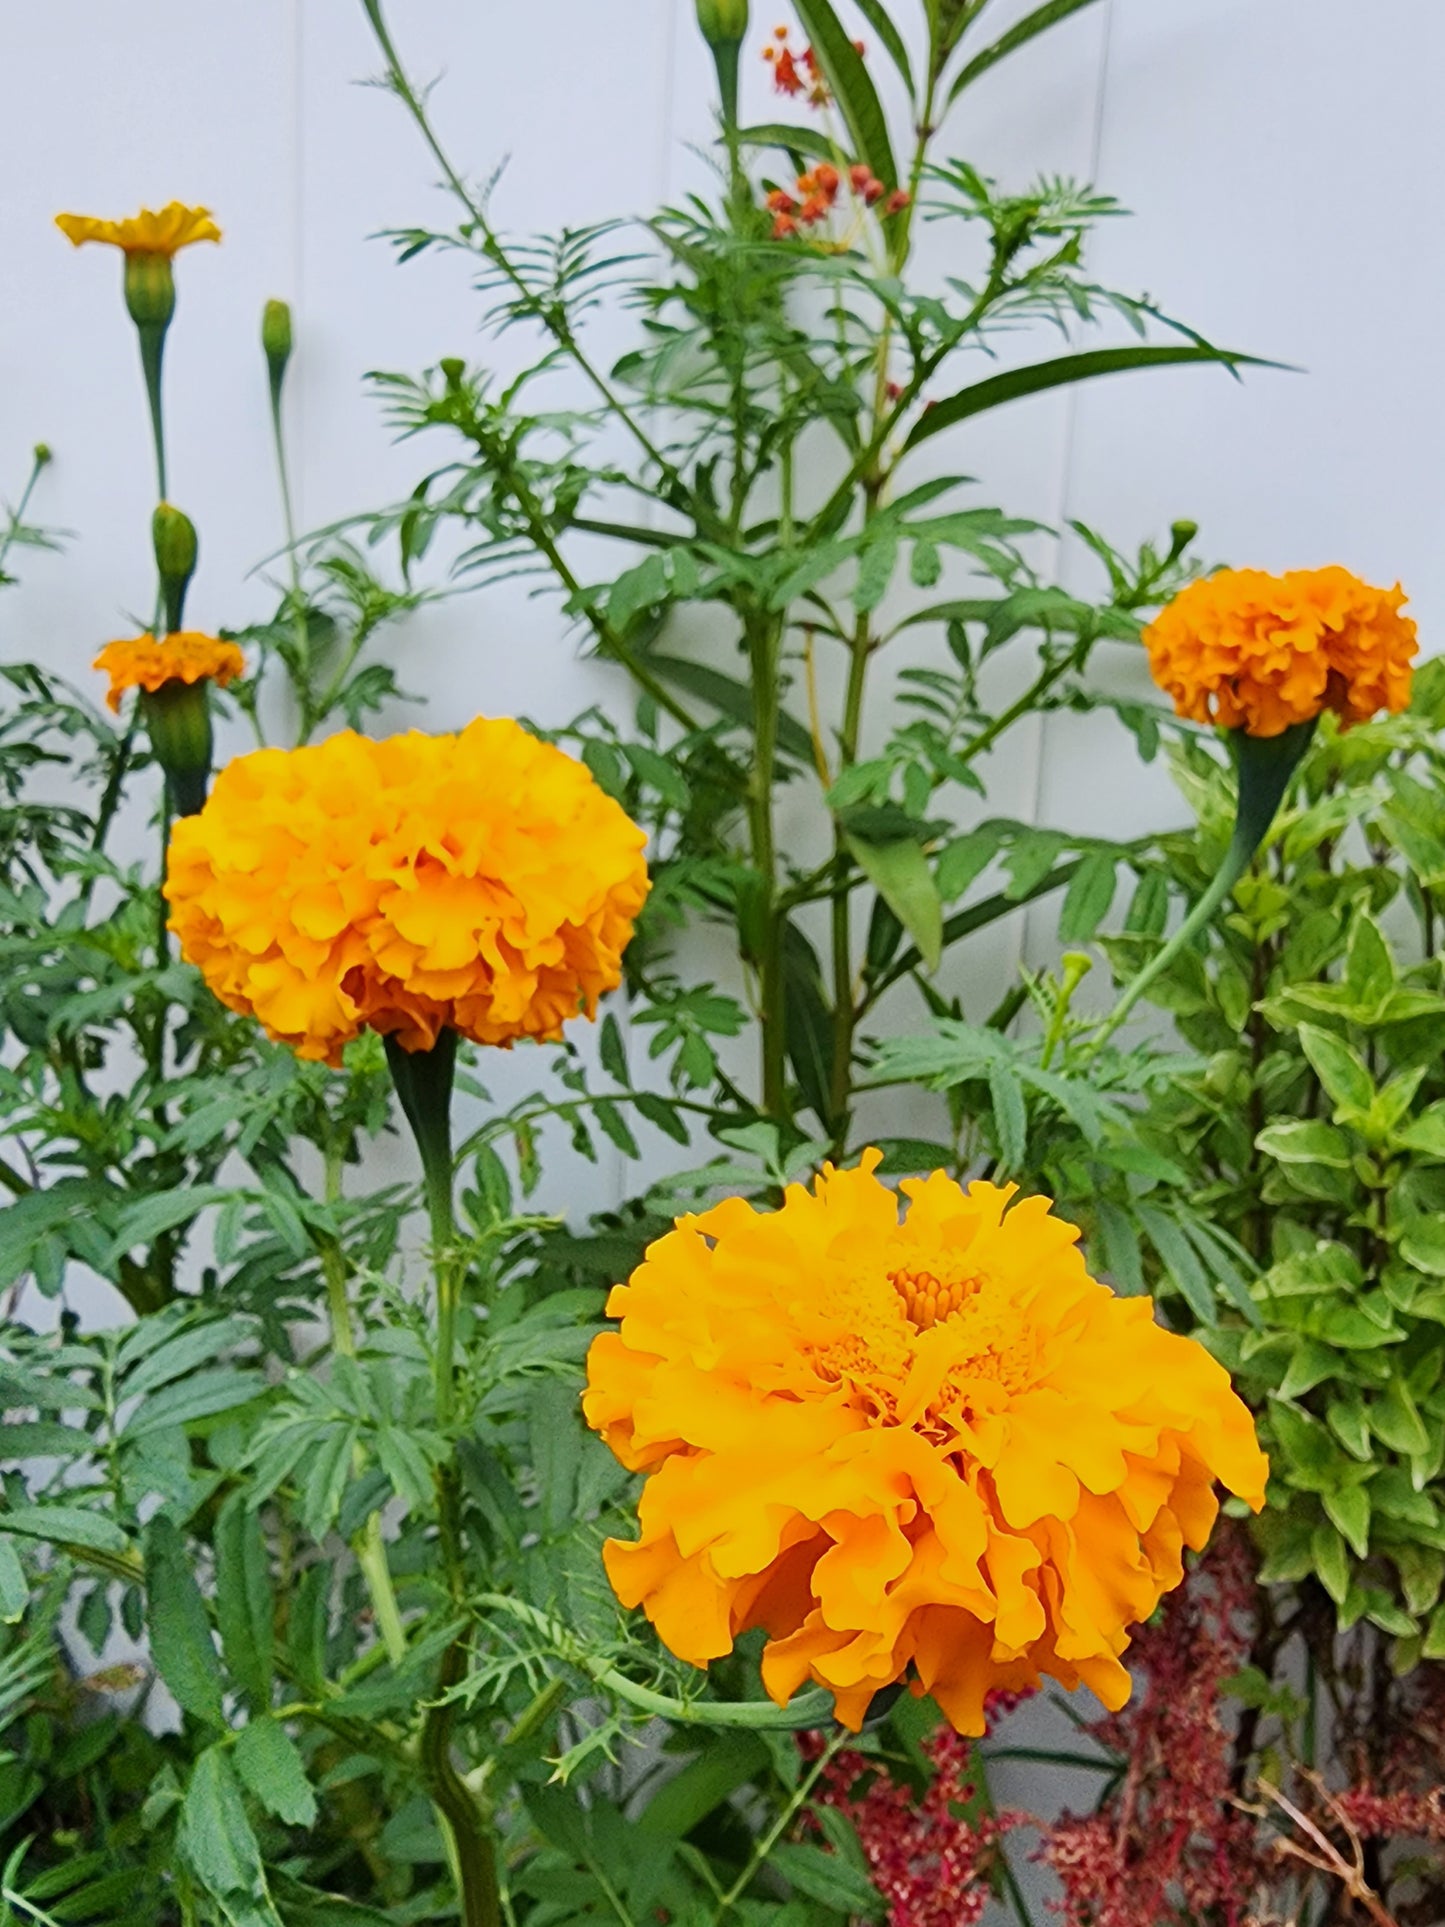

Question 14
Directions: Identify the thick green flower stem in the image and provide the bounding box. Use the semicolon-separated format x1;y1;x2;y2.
1088;721;1316;1056
383;1030;501;1927
138;322;168;502
423;1638;502;1927
267;355;316;738
319;1153;409;1671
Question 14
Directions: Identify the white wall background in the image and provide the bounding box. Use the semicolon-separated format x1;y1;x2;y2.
3;2;1442;1905
4;0;1442;1136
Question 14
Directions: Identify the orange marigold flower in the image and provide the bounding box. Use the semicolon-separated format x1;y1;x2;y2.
584;1152;1267;1735
55;202;221;257
165;720;649;1066
1143;565;1417;739
94;632;244;715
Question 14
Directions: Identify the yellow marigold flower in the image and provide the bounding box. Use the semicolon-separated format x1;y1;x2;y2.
584;1152;1267;1735
164;721;650;1065
94;633;244;715
54;202;221;257
1144;565;1417;739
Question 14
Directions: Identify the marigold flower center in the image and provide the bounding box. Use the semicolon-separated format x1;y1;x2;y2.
807;1255;1038;1432
889;1260;979;1331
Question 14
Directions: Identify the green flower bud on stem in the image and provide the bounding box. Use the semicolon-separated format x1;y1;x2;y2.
152;502;199;634
1167;519;1199;562
140;680;213;817
695;0;748;129
1086;718;1316;1057
124;254;176;500
123;252;176;332
696;0;748;41
262;298;293;409
32;443;52;468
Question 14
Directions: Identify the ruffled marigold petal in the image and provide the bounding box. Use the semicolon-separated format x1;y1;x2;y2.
56;202;221;256
95;633;244;714
1143;565;1416;738
164;719;649;1065
585;1154;1268;1733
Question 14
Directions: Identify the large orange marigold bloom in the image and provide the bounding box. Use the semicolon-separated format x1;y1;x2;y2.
95;633;244;715
584;1152;1267;1735
1144;565;1416;739
165;720;649;1065
55;202;221;257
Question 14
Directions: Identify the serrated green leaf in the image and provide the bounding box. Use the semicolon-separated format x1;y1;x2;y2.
1;1503;128;1555
987;1062;1027;1174
121;1366;263;1440
772;1840;886;1920
215;1491;273;1713
1136;1206;1215;1325
234;1717;317;1828
178;1747;282;1926
0;1537;26;1622
145;1514;225;1727
598;1012;628;1085
1057;852;1117;943
530;1381;583;1541
1094;1200;1144;1296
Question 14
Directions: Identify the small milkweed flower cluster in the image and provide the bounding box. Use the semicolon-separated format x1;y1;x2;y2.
762;22;861;104
767;162;910;239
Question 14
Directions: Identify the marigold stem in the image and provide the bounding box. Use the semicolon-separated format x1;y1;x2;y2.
1085;720;1315;1057
381;1031;502;1927
320;1149;409;1669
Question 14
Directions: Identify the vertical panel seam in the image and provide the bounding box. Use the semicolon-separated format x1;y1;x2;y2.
1016;0;1118;976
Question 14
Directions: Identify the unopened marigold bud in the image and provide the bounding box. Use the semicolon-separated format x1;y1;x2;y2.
695;0;748;45
261;297;293;386
123;251;176;332
153;502;199;634
33;443;52;468
1168;518;1199;560
142;680;213;816
698;0;749;127
439;357;467;388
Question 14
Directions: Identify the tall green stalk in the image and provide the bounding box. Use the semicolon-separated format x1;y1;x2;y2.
1088;721;1316;1055
383;1030;501;1927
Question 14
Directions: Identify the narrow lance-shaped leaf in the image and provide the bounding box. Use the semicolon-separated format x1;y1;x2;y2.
947;0;1105;105
792;0;899;188
905;345;1273;452
850;0;914;90
736;122;841;165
